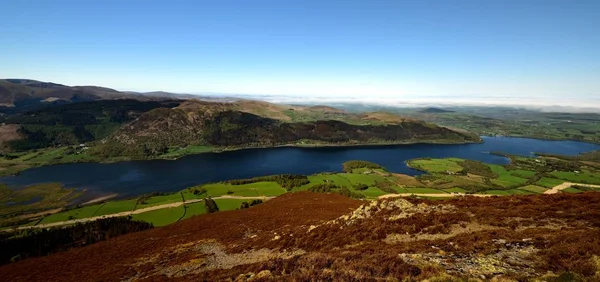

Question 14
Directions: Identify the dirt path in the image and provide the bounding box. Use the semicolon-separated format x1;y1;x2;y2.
544;182;600;194
11;195;274;231
378;193;493;199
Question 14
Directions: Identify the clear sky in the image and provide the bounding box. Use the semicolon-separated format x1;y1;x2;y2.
1;0;598;107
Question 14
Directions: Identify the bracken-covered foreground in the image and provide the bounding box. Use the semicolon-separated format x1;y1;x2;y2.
2;192;600;281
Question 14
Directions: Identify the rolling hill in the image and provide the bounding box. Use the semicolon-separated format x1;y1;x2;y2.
0;79;134;108
94;99;481;158
419;107;455;113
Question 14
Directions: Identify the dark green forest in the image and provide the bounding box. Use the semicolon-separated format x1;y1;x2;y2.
0;217;152;265
2;100;180;151
224;174;310;191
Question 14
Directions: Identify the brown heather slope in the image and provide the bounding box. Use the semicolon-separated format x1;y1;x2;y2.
3;192;600;281
0;192;361;282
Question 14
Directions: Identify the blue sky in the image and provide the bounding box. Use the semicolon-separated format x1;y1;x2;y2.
1;0;598;107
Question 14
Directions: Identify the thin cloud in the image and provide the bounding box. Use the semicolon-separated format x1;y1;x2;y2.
199;93;600;113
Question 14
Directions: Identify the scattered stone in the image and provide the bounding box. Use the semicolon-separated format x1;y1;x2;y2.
493;239;507;245
128;240;304;279
398;243;538;277
250;270;272;281
235;273;255;282
327;198;458;227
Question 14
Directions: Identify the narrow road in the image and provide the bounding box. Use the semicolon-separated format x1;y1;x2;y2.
11;195;273;231
544;182;600;194
12;182;600;231
378;182;600;199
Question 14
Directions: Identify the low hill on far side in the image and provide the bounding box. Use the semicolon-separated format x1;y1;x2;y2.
95;99;480;159
419;107;455;113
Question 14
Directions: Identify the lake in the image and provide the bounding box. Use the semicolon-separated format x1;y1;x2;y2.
1;137;599;199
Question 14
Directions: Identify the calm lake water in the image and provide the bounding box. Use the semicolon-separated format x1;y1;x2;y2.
2;137;600;199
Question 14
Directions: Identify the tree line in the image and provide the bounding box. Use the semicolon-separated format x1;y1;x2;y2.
240;199;263;209
0;217;152;265
223;174;310;191
308;183;365;199
342;160;384;172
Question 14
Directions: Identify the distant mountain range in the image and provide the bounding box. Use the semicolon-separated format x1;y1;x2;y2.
0;79;230;113
0;79;480;158
0;79;132;106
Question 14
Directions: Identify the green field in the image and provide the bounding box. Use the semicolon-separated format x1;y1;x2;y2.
489;165;529;187
551;171;600;185
536;177;565;188
131;206;185;227
339;173;388;186
214;199;251;211
484;190;512;196
181;202;207;220
136;193;182;208
442;187;468;193
561;187;584;193
405;187;449;194
39;204;103;224
484;189;534;196
306;174;353;188
158;145;214;159
196;182;286;197
181;189;204;201
510;169;537;178
360;187;388;198
408;158;463;173
509;189;535;195
0;147;100;177
518;185;548;194
300;172;392;192
94;199;138;216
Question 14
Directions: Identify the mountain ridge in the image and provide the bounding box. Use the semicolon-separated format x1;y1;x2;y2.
93;99;481;158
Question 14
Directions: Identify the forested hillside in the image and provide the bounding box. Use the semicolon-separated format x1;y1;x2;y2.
0;100;180;151
94;100;480;158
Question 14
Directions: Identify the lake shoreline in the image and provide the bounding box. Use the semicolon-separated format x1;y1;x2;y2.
0;138;482;178
2;137;599;198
